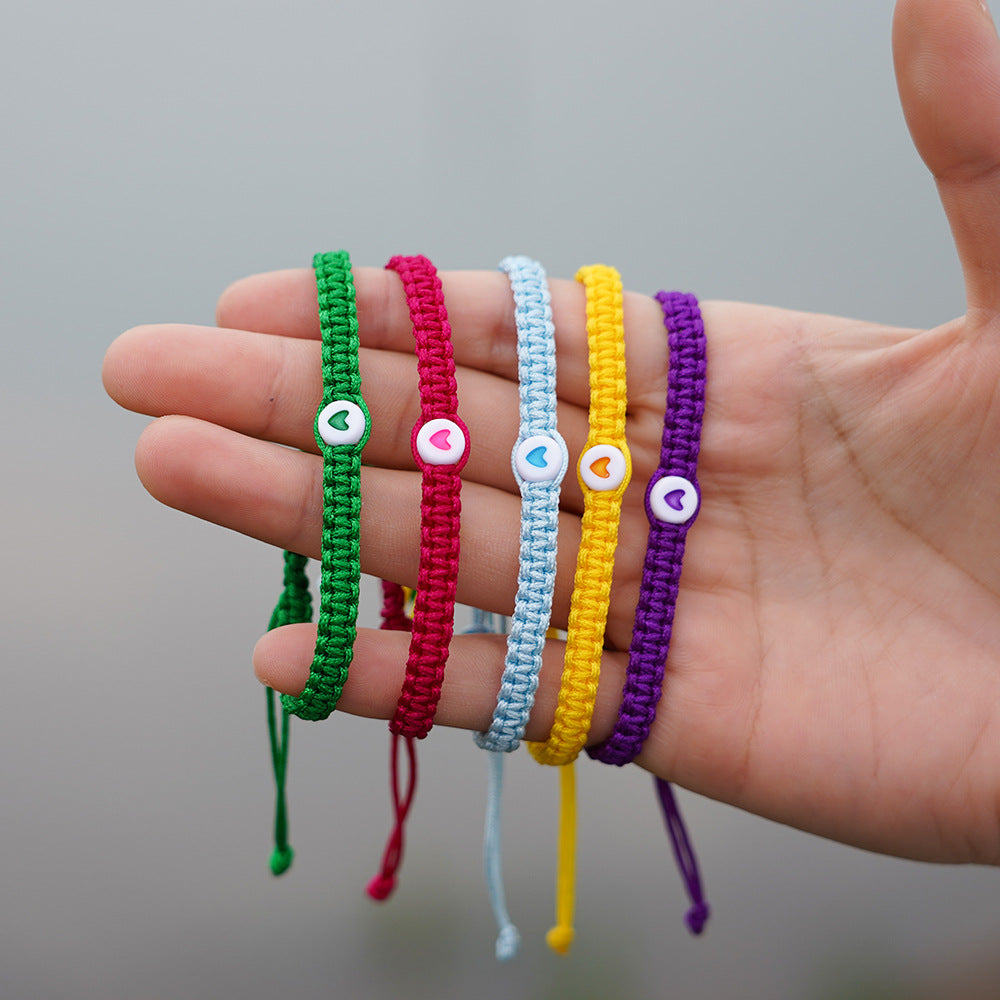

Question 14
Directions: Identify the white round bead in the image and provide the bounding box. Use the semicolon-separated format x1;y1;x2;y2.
316;400;367;446
648;475;698;524
415;418;466;465
514;434;564;483
578;444;627;492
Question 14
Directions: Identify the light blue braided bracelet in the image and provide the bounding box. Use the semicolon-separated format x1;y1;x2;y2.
473;255;567;960
475;255;567;751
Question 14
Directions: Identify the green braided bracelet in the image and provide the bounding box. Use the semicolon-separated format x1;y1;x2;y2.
265;251;368;876
280;250;370;720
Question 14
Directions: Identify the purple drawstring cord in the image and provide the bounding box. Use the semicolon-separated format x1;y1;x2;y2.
655;777;709;934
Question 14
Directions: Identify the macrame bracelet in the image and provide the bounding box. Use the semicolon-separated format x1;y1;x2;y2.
386;253;468;740
528;264;630;767
367;254;466;902
587;289;710;934
265;250;367;875
589;291;705;761
280;250;370;722
472;256;566;961
474;256;566;753
527;264;631;954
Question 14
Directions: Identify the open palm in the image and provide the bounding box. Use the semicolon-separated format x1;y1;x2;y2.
103;0;1000;865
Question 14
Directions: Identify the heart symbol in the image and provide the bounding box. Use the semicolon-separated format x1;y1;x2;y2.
429;428;451;451
526;445;548;468
665;488;686;511
589;456;611;479
328;409;350;432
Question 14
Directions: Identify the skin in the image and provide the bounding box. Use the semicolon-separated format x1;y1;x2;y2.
103;0;1000;866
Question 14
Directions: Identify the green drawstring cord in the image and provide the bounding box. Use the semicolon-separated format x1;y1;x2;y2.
266;688;293;875
266;550;313;875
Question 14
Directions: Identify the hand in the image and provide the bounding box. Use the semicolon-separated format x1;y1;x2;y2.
102;0;1000;866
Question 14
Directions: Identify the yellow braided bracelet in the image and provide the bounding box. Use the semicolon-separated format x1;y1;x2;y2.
529;264;630;765
528;264;631;952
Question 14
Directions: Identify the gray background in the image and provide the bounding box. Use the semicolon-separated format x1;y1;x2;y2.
3;0;998;997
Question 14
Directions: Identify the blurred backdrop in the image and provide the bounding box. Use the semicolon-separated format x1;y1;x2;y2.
3;0;999;997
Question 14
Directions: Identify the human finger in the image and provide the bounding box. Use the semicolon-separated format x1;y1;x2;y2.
105;324;592;503
252;622;630;748
894;0;1000;317
134;414;582;620
216;265;671;410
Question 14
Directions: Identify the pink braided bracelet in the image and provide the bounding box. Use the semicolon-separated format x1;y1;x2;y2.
386;253;468;739
368;254;467;901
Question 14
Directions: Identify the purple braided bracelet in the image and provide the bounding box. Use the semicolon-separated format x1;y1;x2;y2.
589;290;706;764
587;291;709;935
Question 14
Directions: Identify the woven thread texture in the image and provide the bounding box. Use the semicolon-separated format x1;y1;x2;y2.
525;263;629;956
528;264;630;766
475;255;566;753
589;290;706;764
281;250;369;721
585;290;711;936
385;254;467;740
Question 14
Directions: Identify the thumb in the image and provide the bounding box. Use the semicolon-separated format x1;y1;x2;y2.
893;0;1000;317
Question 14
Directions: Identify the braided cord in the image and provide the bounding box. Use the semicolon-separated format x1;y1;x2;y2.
471;256;564;960
589;291;706;764
528;264;630;766
265;250;365;870
265;549;312;875
527;264;629;956
457;609;521;959
386;254;468;739
281;251;369;721
473;255;564;959
367;255;464;903
365;584;416;901
475;255;567;752
584;290;711;936
546;760;577;955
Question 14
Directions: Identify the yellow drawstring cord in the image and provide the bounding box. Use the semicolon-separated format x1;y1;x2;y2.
545;762;577;955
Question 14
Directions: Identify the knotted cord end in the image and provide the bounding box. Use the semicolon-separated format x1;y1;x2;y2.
269;845;294;876
685;899;710;936
495;922;521;962
366;872;397;901
545;923;574;955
